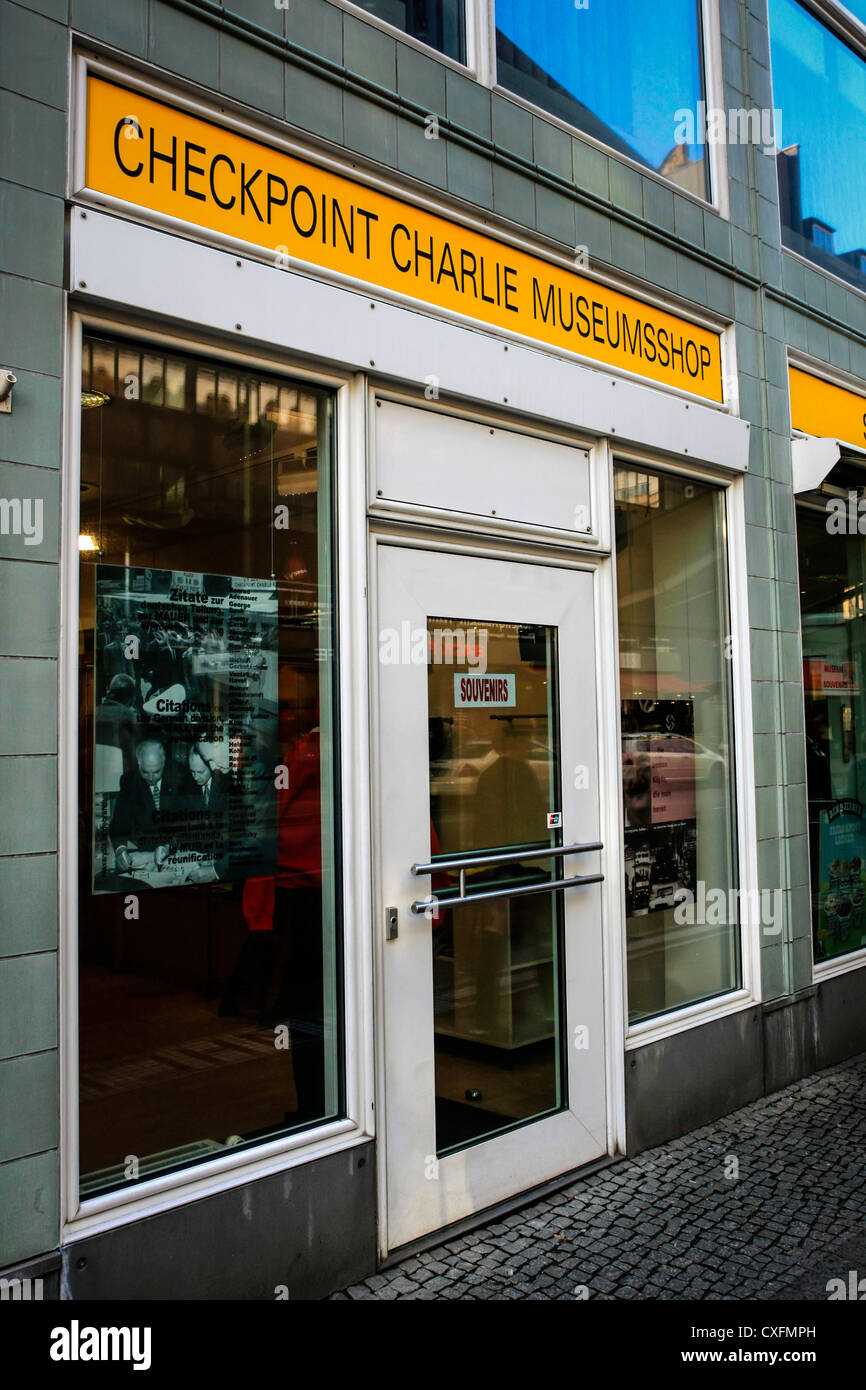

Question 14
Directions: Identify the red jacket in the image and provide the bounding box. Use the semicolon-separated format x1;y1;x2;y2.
242;733;449;930
242;730;321;930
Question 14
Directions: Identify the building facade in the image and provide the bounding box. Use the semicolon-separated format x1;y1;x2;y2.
2;0;866;1299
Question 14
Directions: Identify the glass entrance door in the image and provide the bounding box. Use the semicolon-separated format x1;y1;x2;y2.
378;546;607;1251
425;616;568;1152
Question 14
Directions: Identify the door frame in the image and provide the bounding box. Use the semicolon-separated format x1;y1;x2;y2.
368;520;628;1259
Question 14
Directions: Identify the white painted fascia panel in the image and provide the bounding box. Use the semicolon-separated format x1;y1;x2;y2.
70;209;750;473
375;399;593;536
791;435;841;494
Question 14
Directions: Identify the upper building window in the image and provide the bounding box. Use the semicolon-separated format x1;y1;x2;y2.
495;0;709;200
840;0;866;25
351;1;466;63
769;0;866;291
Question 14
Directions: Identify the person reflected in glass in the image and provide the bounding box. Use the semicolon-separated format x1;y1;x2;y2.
237;673;326;1124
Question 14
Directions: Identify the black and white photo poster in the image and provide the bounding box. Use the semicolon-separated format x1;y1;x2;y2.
92;564;279;893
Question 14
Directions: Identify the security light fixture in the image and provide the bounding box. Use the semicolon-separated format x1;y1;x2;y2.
0;370;16;413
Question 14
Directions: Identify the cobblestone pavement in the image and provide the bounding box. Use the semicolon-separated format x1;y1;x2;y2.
333;1054;866;1300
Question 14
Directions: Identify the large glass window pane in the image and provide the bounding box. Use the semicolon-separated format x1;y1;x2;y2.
615;466;740;1022
78;333;342;1196
769;0;866;290
351;1;465;63
797;461;866;963
496;0;709;199
427;619;564;1152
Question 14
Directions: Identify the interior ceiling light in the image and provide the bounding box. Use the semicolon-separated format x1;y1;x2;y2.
78;534;99;552
81;390;110;410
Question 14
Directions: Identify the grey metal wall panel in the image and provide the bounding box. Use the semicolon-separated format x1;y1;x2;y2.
625;1008;764;1154
816;969;866;1071
62;1142;377;1301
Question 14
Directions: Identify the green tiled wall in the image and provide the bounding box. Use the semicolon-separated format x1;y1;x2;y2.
1;0;65;1271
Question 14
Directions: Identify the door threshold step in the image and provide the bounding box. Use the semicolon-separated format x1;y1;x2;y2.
380;1150;625;1269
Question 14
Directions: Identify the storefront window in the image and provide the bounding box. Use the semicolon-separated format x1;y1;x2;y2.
351;1;465;62
78;333;342;1196
495;0;709;199
797;461;866;963
615;466;740;1022
769;0;866;291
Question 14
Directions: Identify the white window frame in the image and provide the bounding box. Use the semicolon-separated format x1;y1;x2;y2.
328;0;479;74
612;450;762;1049
60;311;376;1242
768;0;866;302
479;0;730;218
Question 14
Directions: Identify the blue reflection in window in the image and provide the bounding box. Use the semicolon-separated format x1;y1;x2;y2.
769;0;866;289
352;0;465;62
496;0;708;199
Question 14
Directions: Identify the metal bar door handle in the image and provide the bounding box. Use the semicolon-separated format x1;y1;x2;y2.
411;841;603;877
410;870;604;915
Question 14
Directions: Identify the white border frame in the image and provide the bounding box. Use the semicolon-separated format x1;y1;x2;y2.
617;461;756;1045
611;449;763;1048
60;312;376;1243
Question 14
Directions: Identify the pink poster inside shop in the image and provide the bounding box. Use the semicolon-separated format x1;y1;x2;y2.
647;732;696;824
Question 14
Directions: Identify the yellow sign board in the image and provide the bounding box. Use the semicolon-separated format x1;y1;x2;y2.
790;365;866;450
84;76;724;403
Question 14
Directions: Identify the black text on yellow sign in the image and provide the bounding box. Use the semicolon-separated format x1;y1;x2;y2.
85;76;724;403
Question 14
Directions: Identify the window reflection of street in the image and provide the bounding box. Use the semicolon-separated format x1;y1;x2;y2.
616;466;740;1022
426;618;564;1154
77;333;341;1195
